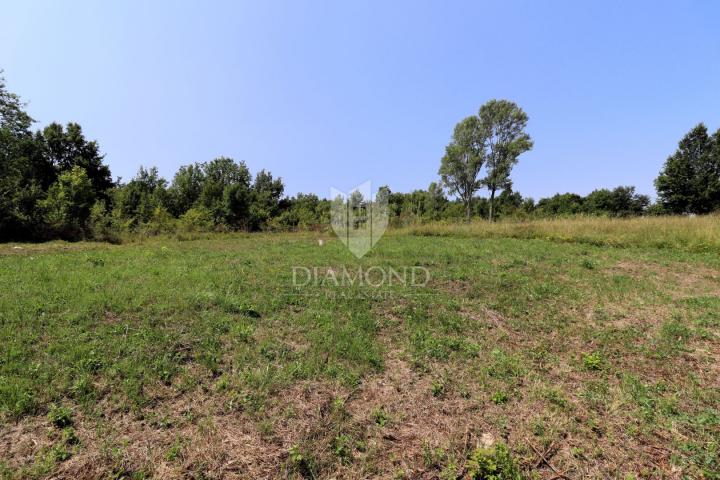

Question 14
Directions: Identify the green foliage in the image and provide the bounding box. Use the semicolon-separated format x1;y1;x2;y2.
536;193;584;216
584;186;650;217
479;99;533;221
288;444;317;478
249;169;284;230
114;166;169;224
0;74;113;241
491;391;509;405
47;404;73;428
332;433;353;464
42;122;113;198
431;379;446;397
466;444;524;480
40;166;96;239
439;115;486;221
439;99;533;222
582;352;603;371
372;407;389;427
168;163;205;216
178;206;215;232
199;157;252;227
656;124;720;214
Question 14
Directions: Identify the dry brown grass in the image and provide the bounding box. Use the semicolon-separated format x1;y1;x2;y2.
403;214;720;252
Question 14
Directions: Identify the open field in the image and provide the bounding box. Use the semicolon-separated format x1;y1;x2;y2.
1;217;719;479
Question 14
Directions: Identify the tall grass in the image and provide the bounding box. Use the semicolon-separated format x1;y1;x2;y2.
403;214;720;252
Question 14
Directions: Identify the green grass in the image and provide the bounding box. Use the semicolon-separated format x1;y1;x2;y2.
0;219;719;478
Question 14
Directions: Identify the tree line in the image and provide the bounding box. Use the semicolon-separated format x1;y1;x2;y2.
1;72;719;242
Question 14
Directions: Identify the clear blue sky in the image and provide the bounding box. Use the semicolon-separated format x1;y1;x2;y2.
2;0;719;199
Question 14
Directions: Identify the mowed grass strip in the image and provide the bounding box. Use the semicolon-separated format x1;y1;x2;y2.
0;223;718;478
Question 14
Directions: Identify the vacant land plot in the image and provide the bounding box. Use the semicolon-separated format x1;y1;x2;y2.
1;220;719;479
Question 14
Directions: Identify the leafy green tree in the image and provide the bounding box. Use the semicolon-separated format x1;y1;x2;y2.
114;167;169;224
0;73;54;239
42;122;113;199
88;199;119;243
584;186;649;216
168;163;205;216
178;206;214;232
655;124;720;214
40;166;95;238
479;100;533;221
199;157;252;226
536;193;584;216
439;116;486;221
495;188;524;218
0;71;33;135
423;182;447;221
249;169;284;230
280;193;328;229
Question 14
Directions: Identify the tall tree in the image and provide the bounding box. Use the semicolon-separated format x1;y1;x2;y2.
479;100;533;221
40;166;96;239
439;116;486;221
655;124;720;214
168;163;205;216
114;167;169;223
0;71;33;136
42;122;114;199
584;186;650;216
199;157;251;226
249;169;284;230
423;182;446;221
0;73;53;239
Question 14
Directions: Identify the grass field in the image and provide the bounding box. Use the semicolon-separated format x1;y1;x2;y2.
1;217;719;479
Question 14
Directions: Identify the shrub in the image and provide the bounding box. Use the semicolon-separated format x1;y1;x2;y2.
179;207;214;232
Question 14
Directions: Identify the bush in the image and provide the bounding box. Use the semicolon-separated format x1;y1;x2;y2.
179;207;214;232
143;207;176;235
89;200;121;243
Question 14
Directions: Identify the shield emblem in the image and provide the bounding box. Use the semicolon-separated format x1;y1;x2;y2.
330;181;389;258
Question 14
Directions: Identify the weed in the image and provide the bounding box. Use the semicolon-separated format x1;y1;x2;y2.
165;438;183;462
288;444;317;478
372;407;389;427
50;444;72;462
466;443;524;480
47;404;73;428
491;391;509;405
61;427;80;446
581;259;596;270
422;443;447;469
431;379;446;398
582;352;603;371
332;434;353;464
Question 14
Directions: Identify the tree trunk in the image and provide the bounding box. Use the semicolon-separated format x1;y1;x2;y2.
465;199;471;222
489;188;496;222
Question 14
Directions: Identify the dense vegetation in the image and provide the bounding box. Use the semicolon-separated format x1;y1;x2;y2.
1;71;719;244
